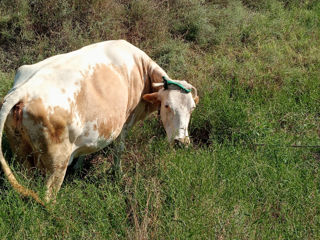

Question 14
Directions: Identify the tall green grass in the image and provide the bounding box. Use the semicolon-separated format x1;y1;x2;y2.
0;0;320;239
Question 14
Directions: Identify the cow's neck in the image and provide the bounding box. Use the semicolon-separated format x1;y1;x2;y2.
147;60;169;93
123;58;168;130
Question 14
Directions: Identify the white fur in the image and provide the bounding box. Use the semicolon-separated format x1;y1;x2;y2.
158;85;196;143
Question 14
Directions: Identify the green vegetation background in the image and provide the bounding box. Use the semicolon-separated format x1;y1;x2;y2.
0;0;319;239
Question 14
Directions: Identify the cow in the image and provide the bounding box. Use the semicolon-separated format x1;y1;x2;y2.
0;40;199;205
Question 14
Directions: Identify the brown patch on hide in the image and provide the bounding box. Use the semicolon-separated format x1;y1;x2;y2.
75;64;130;139
50;106;72;143
26;98;72;144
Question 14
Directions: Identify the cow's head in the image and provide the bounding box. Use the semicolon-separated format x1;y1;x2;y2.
143;77;199;146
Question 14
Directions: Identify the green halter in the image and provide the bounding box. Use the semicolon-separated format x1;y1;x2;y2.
162;76;191;93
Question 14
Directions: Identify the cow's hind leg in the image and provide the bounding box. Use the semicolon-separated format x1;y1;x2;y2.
4;104;35;170
34;140;73;203
43;152;71;203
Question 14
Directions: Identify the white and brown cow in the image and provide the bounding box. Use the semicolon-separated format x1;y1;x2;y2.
0;40;198;205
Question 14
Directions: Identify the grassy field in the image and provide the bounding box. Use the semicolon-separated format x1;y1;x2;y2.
0;0;320;239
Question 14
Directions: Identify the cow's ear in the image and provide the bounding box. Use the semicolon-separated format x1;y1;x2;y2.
194;96;199;105
143;92;160;105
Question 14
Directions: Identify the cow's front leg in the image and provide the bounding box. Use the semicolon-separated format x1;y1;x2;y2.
72;155;86;171
112;129;127;180
112;140;125;181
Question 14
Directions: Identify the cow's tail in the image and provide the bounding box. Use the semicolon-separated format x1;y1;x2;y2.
0;89;45;207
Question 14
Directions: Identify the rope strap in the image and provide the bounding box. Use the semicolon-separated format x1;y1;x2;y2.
162;76;191;93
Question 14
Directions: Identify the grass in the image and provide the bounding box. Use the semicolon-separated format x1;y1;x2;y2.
1;144;319;239
1;0;320;239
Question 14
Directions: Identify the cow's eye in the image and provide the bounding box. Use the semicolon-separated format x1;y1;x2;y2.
165;104;169;108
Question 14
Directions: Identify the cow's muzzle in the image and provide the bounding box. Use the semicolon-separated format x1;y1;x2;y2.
174;137;190;148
